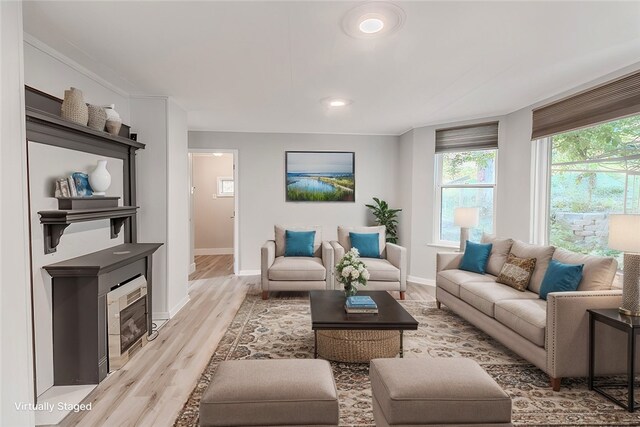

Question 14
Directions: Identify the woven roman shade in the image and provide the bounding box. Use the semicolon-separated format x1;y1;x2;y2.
531;71;640;140
435;121;499;153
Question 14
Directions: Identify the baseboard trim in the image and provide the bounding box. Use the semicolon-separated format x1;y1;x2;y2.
169;295;190;318
407;275;435;287
194;248;233;256
189;262;196;275
238;269;261;276
153;312;170;321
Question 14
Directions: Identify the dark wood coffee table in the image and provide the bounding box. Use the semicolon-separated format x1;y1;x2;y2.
309;290;418;361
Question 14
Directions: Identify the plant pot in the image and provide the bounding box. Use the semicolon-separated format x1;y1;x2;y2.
89;160;111;196
61;87;89;126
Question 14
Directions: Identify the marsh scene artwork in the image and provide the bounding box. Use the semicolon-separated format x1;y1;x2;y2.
286;151;355;202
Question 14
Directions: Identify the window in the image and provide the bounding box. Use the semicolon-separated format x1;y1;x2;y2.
435;149;497;244
547;115;640;269
217;176;234;197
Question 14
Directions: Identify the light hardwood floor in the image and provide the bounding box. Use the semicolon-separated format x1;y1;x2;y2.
58;256;432;426
189;255;234;280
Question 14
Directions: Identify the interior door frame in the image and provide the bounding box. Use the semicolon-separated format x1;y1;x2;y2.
188;148;239;275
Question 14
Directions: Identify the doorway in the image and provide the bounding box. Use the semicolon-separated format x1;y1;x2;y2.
189;149;239;278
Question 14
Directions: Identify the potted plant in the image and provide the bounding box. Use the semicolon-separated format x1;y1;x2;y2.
336;248;370;297
365;197;402;244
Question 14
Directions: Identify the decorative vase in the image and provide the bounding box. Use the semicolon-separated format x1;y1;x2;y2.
344;285;358;298
89;160;111;196
87;104;107;131
61;87;89;125
104;104;122;136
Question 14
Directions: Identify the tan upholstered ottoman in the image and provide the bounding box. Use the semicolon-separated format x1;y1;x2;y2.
199;359;339;426
370;358;512;427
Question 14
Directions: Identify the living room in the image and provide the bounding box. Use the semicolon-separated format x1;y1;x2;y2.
2;1;640;426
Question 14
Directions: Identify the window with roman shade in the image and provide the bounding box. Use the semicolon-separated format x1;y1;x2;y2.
434;122;499;244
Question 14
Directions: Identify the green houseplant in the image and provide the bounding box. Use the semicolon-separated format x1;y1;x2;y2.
365;197;402;244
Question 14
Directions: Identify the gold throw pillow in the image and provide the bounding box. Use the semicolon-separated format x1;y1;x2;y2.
496;253;537;292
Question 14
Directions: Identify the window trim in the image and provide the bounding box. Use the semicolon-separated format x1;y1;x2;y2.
217;176;234;197
433;149;498;246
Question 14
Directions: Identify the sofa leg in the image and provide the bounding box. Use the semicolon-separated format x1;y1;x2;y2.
436;300;441;309
261;291;269;300
550;377;561;391
399;291;405;300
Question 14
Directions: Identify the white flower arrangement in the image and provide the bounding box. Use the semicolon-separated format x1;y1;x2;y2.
336;248;369;297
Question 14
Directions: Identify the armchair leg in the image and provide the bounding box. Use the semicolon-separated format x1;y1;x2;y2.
399;291;406;300
550;377;561;391
436;300;441;309
261;291;269;300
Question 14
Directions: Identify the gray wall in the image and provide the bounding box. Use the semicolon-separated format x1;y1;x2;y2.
193;154;235;252
189;131;401;273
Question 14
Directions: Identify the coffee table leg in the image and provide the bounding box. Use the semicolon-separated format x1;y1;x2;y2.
314;330;318;359
400;330;404;358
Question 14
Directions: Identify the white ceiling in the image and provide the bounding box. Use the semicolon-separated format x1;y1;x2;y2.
23;1;640;135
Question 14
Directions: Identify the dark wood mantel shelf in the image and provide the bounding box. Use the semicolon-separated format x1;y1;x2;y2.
39;206;138;254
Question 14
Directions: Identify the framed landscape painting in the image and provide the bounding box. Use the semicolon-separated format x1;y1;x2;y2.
285;151;355;202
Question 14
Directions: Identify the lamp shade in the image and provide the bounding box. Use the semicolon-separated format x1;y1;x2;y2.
454;207;480;228
608;214;640;253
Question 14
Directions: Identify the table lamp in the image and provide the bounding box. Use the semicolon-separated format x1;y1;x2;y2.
608;214;640;316
454;207;479;252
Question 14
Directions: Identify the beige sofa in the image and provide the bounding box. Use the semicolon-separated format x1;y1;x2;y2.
331;226;407;299
435;235;629;391
261;225;334;299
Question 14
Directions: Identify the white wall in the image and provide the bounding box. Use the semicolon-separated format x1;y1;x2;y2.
1;2;35;425
134;97;189;318
193;154;235;253
28;144;124;396
189;132;401;273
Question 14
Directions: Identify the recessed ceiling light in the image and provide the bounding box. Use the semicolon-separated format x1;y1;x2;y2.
342;2;405;39
322;98;353;108
359;18;384;34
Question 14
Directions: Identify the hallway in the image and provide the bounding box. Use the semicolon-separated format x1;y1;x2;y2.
189;255;234;280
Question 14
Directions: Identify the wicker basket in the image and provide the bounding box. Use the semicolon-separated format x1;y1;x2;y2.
317;330;400;363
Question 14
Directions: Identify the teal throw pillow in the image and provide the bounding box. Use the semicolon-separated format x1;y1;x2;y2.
539;259;584;300
284;230;316;257
349;232;380;258
459;241;493;274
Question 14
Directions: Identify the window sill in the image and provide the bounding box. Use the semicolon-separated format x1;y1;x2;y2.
426;242;460;250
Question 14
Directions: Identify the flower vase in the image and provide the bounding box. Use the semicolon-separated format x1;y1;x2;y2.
61;87;89;125
345;286;358;298
89;160;111;196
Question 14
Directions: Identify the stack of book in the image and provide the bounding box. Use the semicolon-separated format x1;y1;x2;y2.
345;295;378;314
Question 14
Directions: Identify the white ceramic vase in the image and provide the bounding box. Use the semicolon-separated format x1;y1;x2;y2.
89;160;111;196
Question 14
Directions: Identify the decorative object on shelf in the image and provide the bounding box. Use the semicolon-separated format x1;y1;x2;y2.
104;104;122;135
87;104;107;131
608;214;640;316
60;87;89;126
89;160;112;196
285;151;355;202
72;172;93;197
454;207;479;252
67;175;78;197
336;248;370;297
56;178;70;198
365;197;402;244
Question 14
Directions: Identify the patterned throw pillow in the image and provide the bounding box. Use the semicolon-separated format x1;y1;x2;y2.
496;253;537;291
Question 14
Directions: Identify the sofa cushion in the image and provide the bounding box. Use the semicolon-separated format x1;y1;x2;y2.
275;225;322;257
539;259;584;300
510;240;555;294
350;232;381;258
481;234;514;276
460;282;539;317
553;248;617;291
362;258;400;282
268;256;326;281
459;241;493;274
338;226;386;256
436;270;497;298
496;253;537;292
284;230;316;257
495;299;547;347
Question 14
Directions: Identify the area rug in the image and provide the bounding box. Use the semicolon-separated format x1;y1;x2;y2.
174;295;640;426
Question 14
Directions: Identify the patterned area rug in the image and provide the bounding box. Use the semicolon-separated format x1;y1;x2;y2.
175;295;640;426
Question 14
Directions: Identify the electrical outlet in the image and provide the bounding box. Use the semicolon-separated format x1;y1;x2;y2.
212;194;217;199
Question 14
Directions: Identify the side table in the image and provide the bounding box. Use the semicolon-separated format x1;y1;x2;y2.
588;308;640;412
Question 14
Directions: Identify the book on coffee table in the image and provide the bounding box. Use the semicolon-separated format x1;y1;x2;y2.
344;305;379;314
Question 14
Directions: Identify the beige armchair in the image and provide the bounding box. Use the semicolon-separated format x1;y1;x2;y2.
330;226;407;299
261;225;334;300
